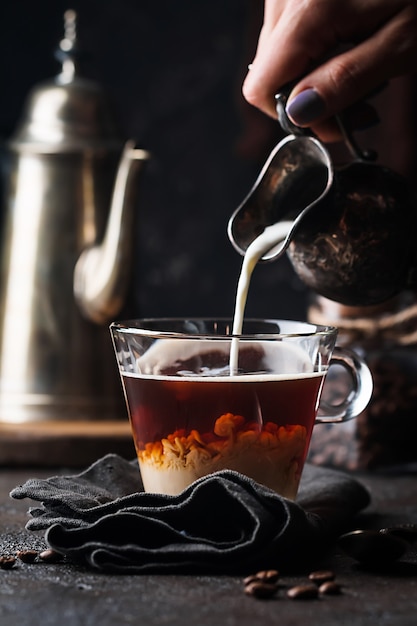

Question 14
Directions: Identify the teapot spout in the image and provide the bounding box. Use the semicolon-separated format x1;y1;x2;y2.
73;141;149;324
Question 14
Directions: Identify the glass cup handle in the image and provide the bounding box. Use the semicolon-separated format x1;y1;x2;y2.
316;346;373;423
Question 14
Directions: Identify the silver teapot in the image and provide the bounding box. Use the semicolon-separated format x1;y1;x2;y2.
0;11;149;422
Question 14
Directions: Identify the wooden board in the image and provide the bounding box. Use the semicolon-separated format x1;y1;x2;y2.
0;420;135;467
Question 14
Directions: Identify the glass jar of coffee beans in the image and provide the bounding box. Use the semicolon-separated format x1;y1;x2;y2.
308;291;417;471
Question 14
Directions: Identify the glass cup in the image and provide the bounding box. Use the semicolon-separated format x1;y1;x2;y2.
110;318;373;499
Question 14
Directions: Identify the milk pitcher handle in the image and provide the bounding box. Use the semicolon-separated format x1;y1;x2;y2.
316;347;373;423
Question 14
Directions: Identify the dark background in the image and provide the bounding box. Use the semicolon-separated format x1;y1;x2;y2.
1;0;416;322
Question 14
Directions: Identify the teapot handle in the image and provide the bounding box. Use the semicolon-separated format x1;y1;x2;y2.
316;346;373;423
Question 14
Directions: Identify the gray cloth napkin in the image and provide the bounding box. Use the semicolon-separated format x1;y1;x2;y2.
10;454;370;575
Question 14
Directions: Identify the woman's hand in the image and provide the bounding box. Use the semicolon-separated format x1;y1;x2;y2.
242;0;417;141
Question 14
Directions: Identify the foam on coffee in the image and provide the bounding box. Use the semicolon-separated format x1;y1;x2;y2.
136;338;314;379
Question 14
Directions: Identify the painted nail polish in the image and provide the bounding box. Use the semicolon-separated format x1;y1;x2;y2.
286;89;326;126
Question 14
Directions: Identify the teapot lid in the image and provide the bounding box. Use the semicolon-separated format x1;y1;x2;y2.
9;10;122;153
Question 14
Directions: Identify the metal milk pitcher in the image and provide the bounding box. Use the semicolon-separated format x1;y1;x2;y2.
229;89;417;306
0;11;149;423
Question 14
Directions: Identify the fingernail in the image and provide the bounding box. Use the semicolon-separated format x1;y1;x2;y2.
286;89;326;126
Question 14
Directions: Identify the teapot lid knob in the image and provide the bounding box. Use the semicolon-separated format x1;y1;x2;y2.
9;8;122;153
54;9;79;84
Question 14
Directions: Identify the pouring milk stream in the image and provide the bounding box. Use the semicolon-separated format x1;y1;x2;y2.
229;221;294;374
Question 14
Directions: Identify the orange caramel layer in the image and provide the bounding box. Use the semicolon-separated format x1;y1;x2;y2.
137;412;307;468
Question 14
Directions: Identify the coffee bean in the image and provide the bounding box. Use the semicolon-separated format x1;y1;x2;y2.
319;581;342;595
0;555;16;569
38;549;63;563
287;584;319;600
253;569;280;584
16;549;39;563
244;581;278;599
308;570;335;584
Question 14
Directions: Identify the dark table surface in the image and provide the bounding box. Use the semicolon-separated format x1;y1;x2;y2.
1;464;417;626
